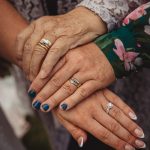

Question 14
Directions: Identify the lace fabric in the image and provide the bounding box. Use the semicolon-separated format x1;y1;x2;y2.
78;0;148;30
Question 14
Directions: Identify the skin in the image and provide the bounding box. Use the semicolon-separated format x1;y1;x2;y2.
55;89;146;150
15;6;107;81
0;1;146;149
31;43;116;111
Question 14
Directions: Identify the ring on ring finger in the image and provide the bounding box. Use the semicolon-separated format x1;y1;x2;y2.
70;78;81;88
106;102;114;114
37;38;52;51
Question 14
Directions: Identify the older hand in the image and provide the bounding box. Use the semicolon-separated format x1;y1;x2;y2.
53;89;145;150
30;43;115;111
16;7;107;81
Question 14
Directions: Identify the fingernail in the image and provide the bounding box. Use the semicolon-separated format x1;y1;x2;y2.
32;101;41;110
135;140;146;148
129;112;137;120
40;70;47;79
78;137;84;148
125;144;135;150
134;128;145;138
60;103;68;111
42;104;50;112
28;90;36;99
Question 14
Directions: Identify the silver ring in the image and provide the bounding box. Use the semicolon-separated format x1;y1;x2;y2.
39;38;52;49
106;102;113;114
70;78;81;88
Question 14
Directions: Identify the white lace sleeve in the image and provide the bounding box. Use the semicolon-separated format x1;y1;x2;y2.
77;0;147;31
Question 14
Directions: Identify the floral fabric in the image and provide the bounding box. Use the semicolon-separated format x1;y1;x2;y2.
78;0;148;31
95;2;150;78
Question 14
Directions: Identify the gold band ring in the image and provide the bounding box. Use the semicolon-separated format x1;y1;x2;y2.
70;78;81;88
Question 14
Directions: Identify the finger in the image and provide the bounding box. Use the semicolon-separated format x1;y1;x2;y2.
28;56;67;98
40;73;90;112
16;23;34;66
23;26;44;77
84;119;134;150
32;62;78;110
101;97;145;140
29;32;57;80
103;89;138;121
93;102;139;148
56;113;87;147
59;80;99;110
39;37;73;79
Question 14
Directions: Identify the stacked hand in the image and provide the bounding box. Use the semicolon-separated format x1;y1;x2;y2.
15;7;146;150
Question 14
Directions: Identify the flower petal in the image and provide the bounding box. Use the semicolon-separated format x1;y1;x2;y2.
126;52;139;61
113;39;126;61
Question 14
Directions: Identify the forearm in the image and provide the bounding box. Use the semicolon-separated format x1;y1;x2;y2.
0;0;28;65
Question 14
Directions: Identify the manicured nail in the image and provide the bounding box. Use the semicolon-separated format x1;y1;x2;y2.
78;137;84;148
42;104;50;112
129;112;137;120
40;70;47;79
28;90;36;99
60;103;68;111
125;144;135;150
134;128;145;138
135;140;146;148
32;101;41;110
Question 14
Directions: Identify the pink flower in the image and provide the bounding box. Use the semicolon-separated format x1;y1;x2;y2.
113;39;139;71
123;2;150;25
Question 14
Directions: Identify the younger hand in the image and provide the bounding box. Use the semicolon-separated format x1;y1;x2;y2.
54;89;146;150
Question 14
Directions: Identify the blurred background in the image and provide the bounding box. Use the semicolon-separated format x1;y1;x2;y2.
0;61;52;150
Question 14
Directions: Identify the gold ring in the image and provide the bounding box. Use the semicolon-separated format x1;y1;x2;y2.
70;78;81;88
37;42;49;52
39;38;52;49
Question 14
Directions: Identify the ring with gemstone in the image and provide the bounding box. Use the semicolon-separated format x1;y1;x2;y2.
106;102;113;114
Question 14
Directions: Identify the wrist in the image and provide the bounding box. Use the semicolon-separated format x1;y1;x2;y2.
68;7;107;35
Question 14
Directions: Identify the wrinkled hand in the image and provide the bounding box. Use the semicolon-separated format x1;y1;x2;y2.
16;7;107;81
53;89;145;150
30;43;115;112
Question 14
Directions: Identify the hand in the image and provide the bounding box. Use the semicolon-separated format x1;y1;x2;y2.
30;43;115;112
16;7;107;80
53;89;146;150
53;112;88;148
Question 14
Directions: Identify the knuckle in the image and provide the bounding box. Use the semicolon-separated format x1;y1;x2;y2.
111;108;122;119
126;121;137;133
34;46;48;55
78;88;87;98
115;140;125;150
50;96;59;106
51;77;61;88
16;33;24;42
16;52;22;61
110;122;120;133
62;83;74;95
70;128;81;138
38;92;48;100
49;48;61;56
24;42;32;54
124;133;134;144
101;130;110;141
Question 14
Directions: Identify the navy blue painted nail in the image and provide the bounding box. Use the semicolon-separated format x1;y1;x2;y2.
60;103;68;111
32;101;41;110
42;104;49;111
28;90;36;99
